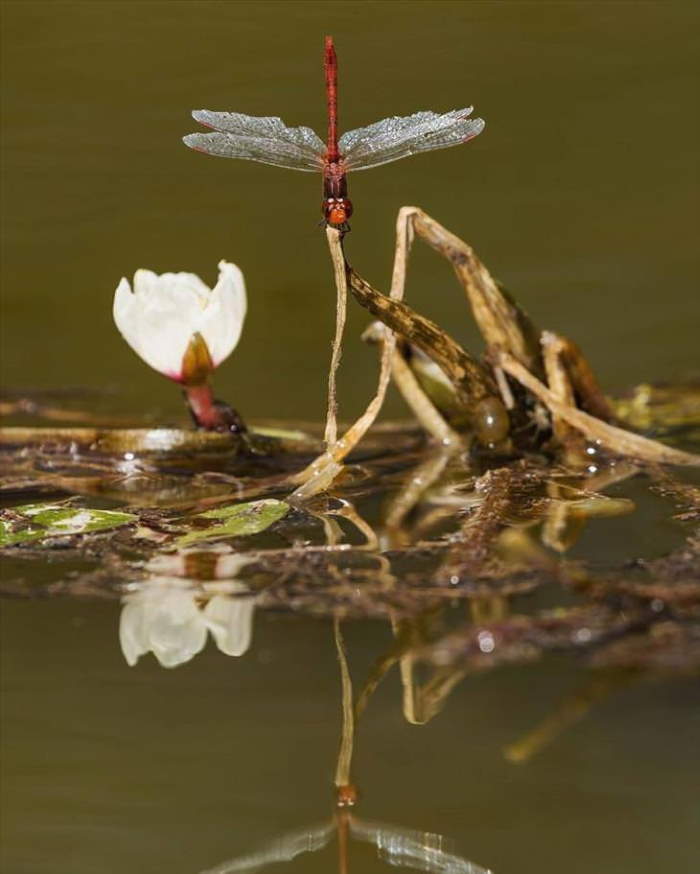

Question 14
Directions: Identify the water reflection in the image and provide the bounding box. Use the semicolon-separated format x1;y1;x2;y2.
113;568;640;874
200;815;490;873
118;577;495;872
6;434;698;872
120;578;256;667
30;441;700;872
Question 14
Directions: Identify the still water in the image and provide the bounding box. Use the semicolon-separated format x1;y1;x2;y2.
1;2;699;873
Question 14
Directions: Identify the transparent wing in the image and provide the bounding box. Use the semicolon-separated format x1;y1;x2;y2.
198;822;333;873
183;110;326;172
351;819;492;874
339;108;484;171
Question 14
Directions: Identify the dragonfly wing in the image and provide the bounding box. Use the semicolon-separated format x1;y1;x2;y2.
198;822;334;873
351;818;492;874
339;108;484;171
183;111;326;172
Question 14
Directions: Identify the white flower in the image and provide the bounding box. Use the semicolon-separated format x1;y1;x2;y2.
113;260;246;383
119;579;256;668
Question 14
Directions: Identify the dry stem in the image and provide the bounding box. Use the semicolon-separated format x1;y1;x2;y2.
324;226;349;446
291;215;414;498
333;617;355;791
500;352;700;467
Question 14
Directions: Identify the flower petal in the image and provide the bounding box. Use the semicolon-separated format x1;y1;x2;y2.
113;275;198;379
203;593;255;657
148;589;208;668
118;595;152;666
113;276;139;354
132;268;160;296
113;263;246;380
197;261;247;366
153;271;211;322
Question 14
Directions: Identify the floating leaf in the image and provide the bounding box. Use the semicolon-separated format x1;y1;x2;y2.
176;499;290;547
0;502;137;547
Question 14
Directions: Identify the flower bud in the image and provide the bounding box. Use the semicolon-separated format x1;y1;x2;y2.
113;260;246;383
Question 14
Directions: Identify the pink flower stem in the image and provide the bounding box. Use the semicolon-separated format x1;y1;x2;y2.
183;382;219;428
182;381;246;433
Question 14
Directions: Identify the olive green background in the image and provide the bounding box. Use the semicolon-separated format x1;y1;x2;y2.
1;3;699;873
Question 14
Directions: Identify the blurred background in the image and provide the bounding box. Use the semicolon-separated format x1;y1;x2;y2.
2;0;698;424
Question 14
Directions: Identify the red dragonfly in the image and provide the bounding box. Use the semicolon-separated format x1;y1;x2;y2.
183;36;484;231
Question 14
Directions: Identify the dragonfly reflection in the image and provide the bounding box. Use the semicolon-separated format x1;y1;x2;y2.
183;37;484;230
198;814;491;874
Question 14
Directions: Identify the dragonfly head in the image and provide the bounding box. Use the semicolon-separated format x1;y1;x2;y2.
322;197;353;230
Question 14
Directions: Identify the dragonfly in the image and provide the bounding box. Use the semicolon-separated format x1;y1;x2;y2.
183;36;485;231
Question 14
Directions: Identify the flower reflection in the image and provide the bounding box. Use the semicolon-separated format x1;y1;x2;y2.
119;579;256;668
204;593;255;657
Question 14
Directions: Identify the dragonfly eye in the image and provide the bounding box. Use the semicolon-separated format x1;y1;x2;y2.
323;198;353;228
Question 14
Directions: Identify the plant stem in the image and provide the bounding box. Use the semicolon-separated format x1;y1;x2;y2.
183;382;245;432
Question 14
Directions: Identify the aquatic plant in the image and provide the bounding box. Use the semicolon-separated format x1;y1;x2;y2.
113;261;247;431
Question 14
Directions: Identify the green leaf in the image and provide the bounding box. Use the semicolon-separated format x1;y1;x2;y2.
0;520;39;548
0;503;137;547
176;499;290;547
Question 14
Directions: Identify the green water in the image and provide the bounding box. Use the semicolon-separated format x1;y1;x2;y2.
1;2;699;873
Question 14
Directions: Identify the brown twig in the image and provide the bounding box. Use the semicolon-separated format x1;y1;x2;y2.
499;352;700;467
